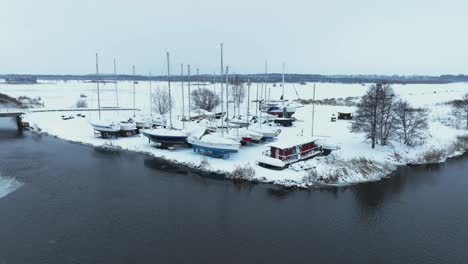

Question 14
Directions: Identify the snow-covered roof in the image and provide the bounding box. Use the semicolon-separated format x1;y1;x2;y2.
267;136;318;149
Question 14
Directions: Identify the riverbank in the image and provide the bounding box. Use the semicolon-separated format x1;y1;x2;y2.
3;80;467;187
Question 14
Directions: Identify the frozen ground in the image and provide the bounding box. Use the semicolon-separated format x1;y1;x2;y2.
1;80;467;187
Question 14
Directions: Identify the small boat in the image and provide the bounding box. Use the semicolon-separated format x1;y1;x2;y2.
189;109;216;121
265;104;297;118
229;117;250;128
62;115;74;120
257;137;326;169
119;119;137;135
214;112;225;119
274;117;294;127
89;120;121;138
141;128;189;147
248;125;281;140
187;128;240;159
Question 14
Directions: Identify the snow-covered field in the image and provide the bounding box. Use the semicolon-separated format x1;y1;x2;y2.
1;80;467;187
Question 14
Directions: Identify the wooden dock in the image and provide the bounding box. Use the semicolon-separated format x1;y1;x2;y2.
0;108;26;131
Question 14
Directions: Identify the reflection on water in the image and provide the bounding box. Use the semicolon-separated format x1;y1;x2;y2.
0;132;467;264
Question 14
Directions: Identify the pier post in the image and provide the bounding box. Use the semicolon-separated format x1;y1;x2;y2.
16;116;23;132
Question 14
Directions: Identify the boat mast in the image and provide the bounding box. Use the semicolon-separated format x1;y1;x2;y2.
149;71;153;118
282;62;285;106
220;43;224;135
187;64;191;122
95;53;101;120
166;52;172;128
246;80;250;128
197;68;200;91
264;60;268;104
132;65;136;117
113;58;120;120
225;65;229;133
256;82;259;122
181;64;185;129
114;58;119;113
311;83;316;137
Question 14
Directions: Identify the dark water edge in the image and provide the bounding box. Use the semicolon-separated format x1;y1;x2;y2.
1;128;468;264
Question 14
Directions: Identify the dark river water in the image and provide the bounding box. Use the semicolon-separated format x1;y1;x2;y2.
0;123;468;263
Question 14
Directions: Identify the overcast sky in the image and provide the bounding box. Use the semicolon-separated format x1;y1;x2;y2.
1;0;467;75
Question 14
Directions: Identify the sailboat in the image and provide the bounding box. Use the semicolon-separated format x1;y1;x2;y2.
89;53;121;137
263;63;299;118
247;68;281;140
187;127;240;158
141;52;189;147
118;64;137;134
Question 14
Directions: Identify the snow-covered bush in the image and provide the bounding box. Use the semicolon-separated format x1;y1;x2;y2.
198;157;211;170
228;163;256;181
417;147;447;164
302;168;319;185
97;141;122;152
75;99;88;108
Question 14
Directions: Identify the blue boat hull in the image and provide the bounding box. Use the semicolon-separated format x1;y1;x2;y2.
143;133;188;145
191;144;239;154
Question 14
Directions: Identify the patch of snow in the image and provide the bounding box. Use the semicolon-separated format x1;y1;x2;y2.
0;174;23;199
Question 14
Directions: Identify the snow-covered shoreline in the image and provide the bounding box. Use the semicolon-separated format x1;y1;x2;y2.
4;80;465;188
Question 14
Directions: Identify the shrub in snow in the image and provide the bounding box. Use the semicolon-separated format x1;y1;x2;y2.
75;99;88;108
228;163;256;181
450;93;468;129
417;148;447;164
191;88;220;112
97;141;122;152
302;168;319;185
152;87;174;115
198;157;211;170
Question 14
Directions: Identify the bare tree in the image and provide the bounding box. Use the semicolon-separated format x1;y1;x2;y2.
451;93;468;129
75;99;88;108
231;76;245;117
376;83;397;146
394;100;429;146
351;84;381;148
191;88;220;112
352;83;398;148
151;87;173;116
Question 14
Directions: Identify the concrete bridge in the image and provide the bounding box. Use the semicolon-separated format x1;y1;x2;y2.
0;108;26;132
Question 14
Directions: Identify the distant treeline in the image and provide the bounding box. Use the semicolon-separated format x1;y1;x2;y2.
1;73;468;84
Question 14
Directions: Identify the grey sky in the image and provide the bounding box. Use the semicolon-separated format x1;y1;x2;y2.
1;0;467;75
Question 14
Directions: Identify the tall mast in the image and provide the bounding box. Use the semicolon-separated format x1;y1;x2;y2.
181;64;185;129
95;53;101;120
311;83;316;137
264;60;268;103
220;43;224;135
225;65;229;133
197;68;200;91
282;62;285;106
114;58;119;110
166;52;172;128
132;65;136;117
246;80;250;128
187;64;191;122
113;58;119;120
256;82;259;121
149;71;153;118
